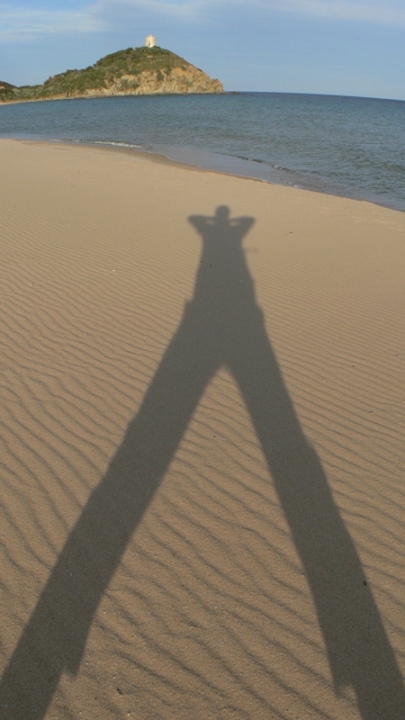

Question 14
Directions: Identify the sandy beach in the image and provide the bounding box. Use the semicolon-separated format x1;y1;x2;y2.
0;138;404;720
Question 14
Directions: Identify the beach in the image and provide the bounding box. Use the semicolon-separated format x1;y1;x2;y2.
0;138;404;719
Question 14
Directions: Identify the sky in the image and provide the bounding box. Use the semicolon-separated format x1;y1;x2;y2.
0;0;404;100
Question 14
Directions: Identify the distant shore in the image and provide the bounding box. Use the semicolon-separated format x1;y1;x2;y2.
0;139;404;720
0;89;227;106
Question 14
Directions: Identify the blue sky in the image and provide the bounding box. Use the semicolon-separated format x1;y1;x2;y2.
1;0;404;100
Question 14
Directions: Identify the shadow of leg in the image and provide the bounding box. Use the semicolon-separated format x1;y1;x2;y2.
0;303;219;719
232;306;405;720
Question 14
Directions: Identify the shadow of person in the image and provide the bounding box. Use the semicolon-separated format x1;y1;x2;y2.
0;206;403;719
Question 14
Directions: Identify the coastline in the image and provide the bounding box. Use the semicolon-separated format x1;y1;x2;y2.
0;138;404;720
1;92;405;214
23;135;405;214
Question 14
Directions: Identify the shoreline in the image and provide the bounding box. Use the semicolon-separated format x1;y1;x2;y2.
19;135;405;214
2;91;405;214
0;89;226;107
1;138;404;719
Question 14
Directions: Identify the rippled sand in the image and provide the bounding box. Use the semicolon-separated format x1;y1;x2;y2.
0;139;404;719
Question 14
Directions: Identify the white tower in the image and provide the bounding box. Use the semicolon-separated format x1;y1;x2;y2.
145;35;156;48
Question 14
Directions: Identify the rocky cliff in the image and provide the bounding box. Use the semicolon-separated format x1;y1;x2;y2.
0;47;224;103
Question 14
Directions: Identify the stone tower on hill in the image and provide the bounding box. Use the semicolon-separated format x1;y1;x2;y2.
145;35;156;48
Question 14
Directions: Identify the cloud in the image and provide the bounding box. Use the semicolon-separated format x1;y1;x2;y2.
127;0;405;26
109;0;203;18
100;0;405;30
0;1;207;41
269;0;405;25
1;0;405;43
92;0;211;25
0;4;101;40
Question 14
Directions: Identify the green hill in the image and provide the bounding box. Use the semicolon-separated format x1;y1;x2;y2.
0;80;17;100
0;46;223;103
0;81;16;90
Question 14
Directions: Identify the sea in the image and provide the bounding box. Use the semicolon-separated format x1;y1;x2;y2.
1;92;405;212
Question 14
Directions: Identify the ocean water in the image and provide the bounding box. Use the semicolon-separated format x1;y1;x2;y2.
1;92;404;212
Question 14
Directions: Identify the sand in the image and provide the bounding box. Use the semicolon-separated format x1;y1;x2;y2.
0;138;404;720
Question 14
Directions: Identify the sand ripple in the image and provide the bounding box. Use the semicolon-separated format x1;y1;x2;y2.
0;140;404;719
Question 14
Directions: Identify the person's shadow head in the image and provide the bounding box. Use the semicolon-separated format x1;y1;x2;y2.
187;205;256;324
188;204;255;246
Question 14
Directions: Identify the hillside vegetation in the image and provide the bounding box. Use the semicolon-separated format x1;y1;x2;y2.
0;80;17;100
0;47;223;103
